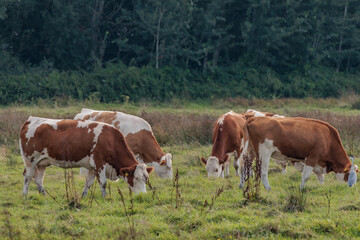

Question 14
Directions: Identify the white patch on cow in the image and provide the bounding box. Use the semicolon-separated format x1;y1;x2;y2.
247;109;265;117
77;121;90;128
25;117;61;142
90;123;104;152
258;139;279;190
111;112;151;136
220;127;223;131
205;156;222;178
254;112;265;117
335;173;345;182
217;115;225;125
273;114;285;118
131;164;149;194
217;111;235;125
76;108;151;136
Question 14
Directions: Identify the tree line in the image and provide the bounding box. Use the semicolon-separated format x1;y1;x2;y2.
0;0;359;104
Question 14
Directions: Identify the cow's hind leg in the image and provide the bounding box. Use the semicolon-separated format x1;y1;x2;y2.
34;166;46;195
233;155;240;177
23;166;36;196
316;174;325;185
97;168;107;198
258;144;273;191
82;169;96;197
281;161;288;175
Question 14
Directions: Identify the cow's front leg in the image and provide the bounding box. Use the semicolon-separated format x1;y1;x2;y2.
300;165;313;189
98;168;107;198
225;163;230;177
82;169;96;197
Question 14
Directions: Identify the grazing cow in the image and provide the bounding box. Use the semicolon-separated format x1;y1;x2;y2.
74;108;173;179
201;111;249;178
20;117;154;197
243;109;328;184
243;109;289;175
244;116;358;190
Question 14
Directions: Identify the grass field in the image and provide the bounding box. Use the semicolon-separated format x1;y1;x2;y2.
1;99;360;239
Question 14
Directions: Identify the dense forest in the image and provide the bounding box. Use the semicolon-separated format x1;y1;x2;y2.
0;0;359;104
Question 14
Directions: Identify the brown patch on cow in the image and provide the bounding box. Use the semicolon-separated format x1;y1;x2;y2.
246;117;352;174
94;112;117;125
126;129;165;164
210;112;246;164
20;120;96;162
113;121;120;128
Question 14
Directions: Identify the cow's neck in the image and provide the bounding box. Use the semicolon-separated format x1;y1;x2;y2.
126;130;165;164
328;142;351;173
211;140;235;164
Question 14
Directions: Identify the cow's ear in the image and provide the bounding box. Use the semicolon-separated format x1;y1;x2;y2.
120;166;136;176
147;167;154;174
201;157;207;165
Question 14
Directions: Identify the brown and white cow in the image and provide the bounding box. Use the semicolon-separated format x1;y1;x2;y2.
74;108;173;179
20;117;154;197
243;109;290;175
244;116;358;190
201;111;249;178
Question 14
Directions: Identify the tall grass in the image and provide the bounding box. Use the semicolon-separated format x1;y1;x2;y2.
1;107;359;155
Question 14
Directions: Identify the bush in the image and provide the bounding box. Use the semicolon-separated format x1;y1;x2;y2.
1;61;360;105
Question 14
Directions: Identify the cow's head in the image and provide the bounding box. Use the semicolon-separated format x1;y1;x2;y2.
155;153;173;179
203;156;225;178
120;164;154;194
336;164;358;186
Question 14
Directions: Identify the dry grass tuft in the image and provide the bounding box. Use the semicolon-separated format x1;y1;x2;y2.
140;111;216;145
0;110;28;152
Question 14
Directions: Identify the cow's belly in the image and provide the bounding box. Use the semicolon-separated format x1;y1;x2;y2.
271;151;304;162
37;155;93;169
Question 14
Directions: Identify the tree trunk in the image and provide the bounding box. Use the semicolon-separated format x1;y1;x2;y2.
212;47;220;67
91;0;105;68
203;53;208;73
337;3;348;72
156;9;165;70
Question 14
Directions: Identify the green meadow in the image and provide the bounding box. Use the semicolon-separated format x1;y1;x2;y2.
1;99;360;239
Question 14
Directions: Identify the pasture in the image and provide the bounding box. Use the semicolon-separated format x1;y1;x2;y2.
1;98;360;239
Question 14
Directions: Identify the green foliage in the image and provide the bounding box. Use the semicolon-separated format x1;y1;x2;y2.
0;0;360;102
1;61;359;104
